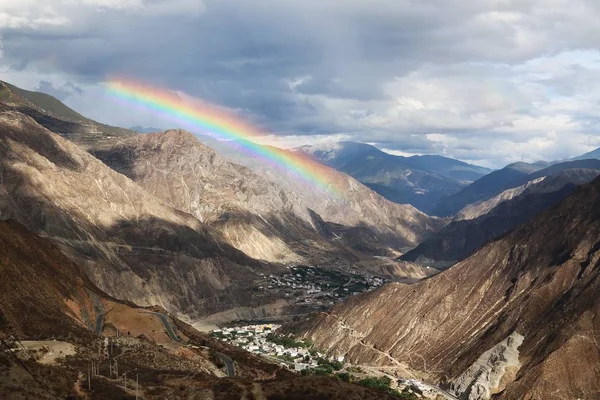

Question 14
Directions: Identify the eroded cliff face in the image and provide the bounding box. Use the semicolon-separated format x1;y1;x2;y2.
297;177;600;400
0;110;276;321
451;332;523;400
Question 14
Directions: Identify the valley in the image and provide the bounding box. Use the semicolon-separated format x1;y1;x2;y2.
1;77;600;400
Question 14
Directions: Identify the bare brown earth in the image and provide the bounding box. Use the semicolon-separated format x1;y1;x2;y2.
296;176;600;400
91;130;446;265
0;219;401;399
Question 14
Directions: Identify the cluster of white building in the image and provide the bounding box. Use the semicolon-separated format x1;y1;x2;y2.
211;324;324;370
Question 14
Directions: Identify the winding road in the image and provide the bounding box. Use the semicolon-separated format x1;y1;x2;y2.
215;352;236;377
137;310;236;377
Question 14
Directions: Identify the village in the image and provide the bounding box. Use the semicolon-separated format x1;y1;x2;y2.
209;324;454;399
256;265;387;307
210;324;325;371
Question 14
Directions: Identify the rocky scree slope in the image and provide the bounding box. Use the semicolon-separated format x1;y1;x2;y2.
296;176;600;400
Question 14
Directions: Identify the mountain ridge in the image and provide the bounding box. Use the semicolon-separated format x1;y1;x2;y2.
295;141;490;212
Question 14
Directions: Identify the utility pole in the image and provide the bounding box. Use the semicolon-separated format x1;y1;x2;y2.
136;373;139;400
115;359;118;378
124;372;127;390
88;364;91;391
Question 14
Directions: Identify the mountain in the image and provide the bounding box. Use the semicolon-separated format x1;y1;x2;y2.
1;81;443;257
432;159;600;219
0;219;398;400
0;82;443;326
401;168;600;266
0;108;282;323
295;175;600;400
455;177;546;221
200;138;445;251
295;142;491;212
430;161;548;217
0;80;134;148
573;146;600;161
90;130;390;264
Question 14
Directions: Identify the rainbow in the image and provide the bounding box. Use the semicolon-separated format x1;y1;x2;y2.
106;79;340;194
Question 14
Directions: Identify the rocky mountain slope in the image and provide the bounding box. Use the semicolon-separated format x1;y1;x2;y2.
200;137;445;251
296;142;490;212
0;80;134;148
90;130;393;264
0;109;281;322
401;169;600;266
430;161;549;217
1;80;443;257
431;159;600;218
0;219;399;400
455;177;546;221
295;176;600;400
0;82;443;328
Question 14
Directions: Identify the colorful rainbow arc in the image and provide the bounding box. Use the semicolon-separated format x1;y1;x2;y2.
106;79;340;194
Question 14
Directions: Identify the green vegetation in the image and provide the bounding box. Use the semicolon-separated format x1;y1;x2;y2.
335;372;351;382
317;357;343;371
301;366;333;376
354;376;419;399
266;333;312;348
210;331;226;339
357;376;393;391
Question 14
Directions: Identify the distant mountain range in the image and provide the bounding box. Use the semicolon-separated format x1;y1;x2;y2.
295;141;491;212
401;166;600;266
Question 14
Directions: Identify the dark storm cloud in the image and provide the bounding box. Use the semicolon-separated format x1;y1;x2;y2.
2;0;600;166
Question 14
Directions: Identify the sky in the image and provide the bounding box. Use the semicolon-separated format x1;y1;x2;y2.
1;0;600;168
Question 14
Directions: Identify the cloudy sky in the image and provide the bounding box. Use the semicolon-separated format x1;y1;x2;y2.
1;0;600;168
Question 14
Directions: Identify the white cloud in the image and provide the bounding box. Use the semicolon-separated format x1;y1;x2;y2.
1;0;600;167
